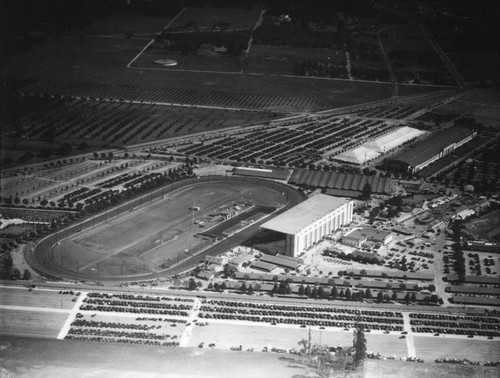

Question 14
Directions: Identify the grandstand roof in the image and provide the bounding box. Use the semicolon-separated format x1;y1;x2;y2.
388;126;474;168
260;194;349;235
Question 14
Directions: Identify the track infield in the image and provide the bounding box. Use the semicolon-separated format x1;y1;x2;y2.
48;179;292;280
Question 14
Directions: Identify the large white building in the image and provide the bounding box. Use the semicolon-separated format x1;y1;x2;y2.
260;194;353;257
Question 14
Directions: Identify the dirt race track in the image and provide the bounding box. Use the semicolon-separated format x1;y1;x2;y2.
28;176;305;282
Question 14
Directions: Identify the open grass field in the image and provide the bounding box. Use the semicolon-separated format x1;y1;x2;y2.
135;49;242;73
247;45;346;76
437;89;500;129
0;287;76;310
187;322;409;357
0;310;68;338
448;54;500;83
0;336;305;378
364;359;500;378
52;180;287;278
413;335;500;362
84;14;172;35
169;7;262;31
4;31;423;113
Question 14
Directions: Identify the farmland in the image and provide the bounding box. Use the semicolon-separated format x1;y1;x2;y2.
9;95;277;146
168;7;262;31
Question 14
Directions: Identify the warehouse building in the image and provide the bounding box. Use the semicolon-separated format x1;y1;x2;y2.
342;227;393;247
385;126;476;174
260;194;353;257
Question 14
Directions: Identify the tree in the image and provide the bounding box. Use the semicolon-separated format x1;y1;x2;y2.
298;327;312;354
404;293;410;305
305;285;312;297
11;268;22;280
331;286;338;299
365;288;371;299
247;284;254;294
240;282;247;292
362;182;372;200
353;323;367;368
188;278;197;290
345;288;352;301
22;269;32;280
310;286;317;299
377;291;384;302
4;254;13;271
223;264;236;278
272;282;279;293
298;284;305;296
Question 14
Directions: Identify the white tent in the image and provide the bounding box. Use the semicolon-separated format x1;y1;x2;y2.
334;126;427;165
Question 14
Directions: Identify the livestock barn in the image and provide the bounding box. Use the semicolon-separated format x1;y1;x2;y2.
385;126;476;174
260;194;353;257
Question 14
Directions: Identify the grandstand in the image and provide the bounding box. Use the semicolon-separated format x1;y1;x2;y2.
334;126;426;165
260;194;353;257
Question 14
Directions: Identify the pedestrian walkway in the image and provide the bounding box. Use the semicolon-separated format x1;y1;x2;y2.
402;312;416;358
178;297;201;347
57;292;88;339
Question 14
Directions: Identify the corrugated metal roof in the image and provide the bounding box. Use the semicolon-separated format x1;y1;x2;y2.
389;126;474;168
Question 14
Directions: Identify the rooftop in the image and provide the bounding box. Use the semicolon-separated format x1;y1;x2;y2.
388;126;474;168
260;194;350;235
344;227;391;242
260;254;302;269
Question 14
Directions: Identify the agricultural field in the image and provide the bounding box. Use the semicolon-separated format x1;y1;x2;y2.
448;54;500;84
7;95;277;147
168;7;262;31
436;90;500;130
83;14;172;36
134;48;243;73
49;180;287;279
380;25;454;86
247;45;347;77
